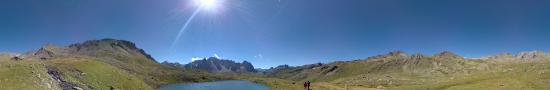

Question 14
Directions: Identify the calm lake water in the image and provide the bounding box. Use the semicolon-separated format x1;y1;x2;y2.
157;80;270;90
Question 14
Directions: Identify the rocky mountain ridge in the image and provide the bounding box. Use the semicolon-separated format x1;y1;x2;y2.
20;39;156;62
163;57;257;73
262;50;549;80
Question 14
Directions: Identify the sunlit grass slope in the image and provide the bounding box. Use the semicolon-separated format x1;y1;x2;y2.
0;60;59;90
46;57;153;90
262;51;550;90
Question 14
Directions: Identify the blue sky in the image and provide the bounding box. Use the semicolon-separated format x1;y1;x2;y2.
1;0;550;68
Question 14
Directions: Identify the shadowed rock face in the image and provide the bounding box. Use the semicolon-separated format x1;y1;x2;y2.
184;57;256;73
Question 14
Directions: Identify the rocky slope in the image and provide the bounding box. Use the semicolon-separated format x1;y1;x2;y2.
263;51;550;89
264;51;485;80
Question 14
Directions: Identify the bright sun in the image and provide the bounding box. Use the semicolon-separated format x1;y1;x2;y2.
197;0;220;10
200;0;216;6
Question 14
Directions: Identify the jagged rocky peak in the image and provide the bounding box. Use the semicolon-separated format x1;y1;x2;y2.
434;51;463;59
270;64;291;70
34;48;55;59
19;44;70;60
185;57;256;73
239;60;256;72
31;44;63;60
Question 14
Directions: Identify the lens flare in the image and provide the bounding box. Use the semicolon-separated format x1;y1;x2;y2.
169;5;204;51
169;0;225;60
200;0;216;7
196;0;221;11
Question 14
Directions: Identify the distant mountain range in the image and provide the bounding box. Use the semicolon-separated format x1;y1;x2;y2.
162;57;256;73
2;38;550;90
259;51;550;89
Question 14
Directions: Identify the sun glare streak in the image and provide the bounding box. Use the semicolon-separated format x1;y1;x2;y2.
168;0;224;60
169;5;204;52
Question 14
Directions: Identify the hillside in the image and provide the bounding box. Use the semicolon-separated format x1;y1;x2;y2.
262;51;550;90
2;39;550;90
0;39;221;90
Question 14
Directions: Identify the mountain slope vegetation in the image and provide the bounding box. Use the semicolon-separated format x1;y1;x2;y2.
262;51;550;90
2;39;550;90
0;39;221;90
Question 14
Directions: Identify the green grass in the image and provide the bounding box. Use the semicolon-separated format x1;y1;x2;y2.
0;57;156;90
263;56;550;90
0;60;59;90
390;61;550;90
46;58;154;90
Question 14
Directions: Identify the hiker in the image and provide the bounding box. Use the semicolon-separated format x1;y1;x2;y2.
304;81;308;90
307;81;311;89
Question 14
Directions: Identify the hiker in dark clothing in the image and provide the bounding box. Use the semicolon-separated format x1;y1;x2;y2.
304;81;311;90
